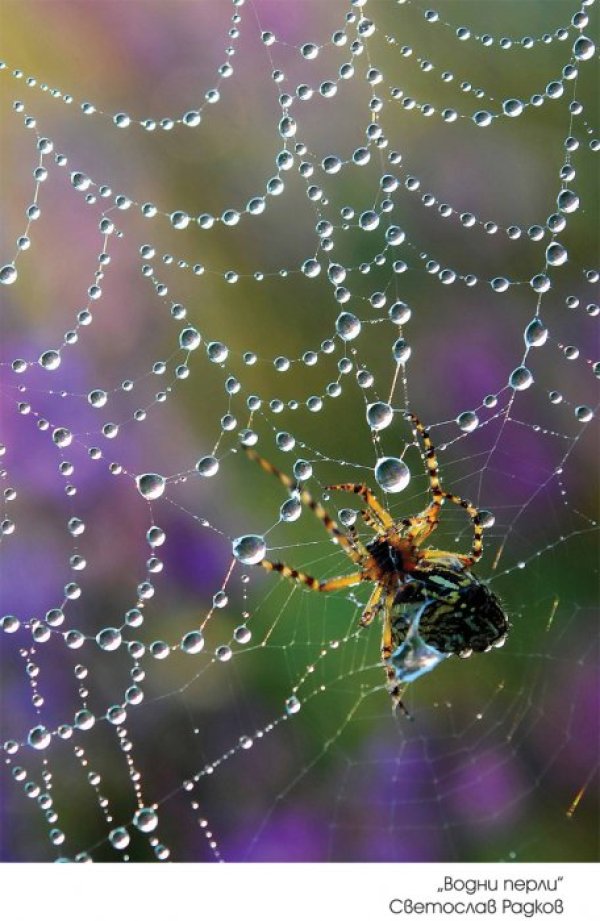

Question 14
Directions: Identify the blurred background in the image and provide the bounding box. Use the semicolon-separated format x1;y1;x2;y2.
0;1;598;862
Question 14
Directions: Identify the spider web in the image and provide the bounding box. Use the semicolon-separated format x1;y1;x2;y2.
0;0;598;865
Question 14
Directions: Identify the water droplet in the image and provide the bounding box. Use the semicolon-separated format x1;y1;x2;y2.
170;211;190;230
285;695;301;715
276;432;295;452
545;242;567;266
279;116;297;138
134;808;158;833
280;497;302;522
52;427;72;448
136;473;165;500
575;405;593;422
196;455;219;477
503;98;523;117
524;317;548;347
359;210;379;231
367;402;393;431
389;302;411;325
28;725;51;750
509;366;534;390
0;264;18;284
87;389;108;408
181;631;204;654
557;189;579;213
479;510;496;529
374;457;410;493
146;526;165;547
473;110;493;127
456;411;479;432
96;627;122;651
39;349;61;370
491;277;510;293
109;827;130;850
232;534;266;565
233;624;252;644
573;35;595;60
179;327;201;350
207;341;228;363
393;338;411;364
336;312;361;341
74;709;95;730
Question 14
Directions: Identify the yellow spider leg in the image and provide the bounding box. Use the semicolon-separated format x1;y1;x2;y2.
361;507;386;535
381;593;411;718
441;491;484;564
243;448;365;563
359;583;384;627
325;483;394;529
406;411;444;527
259;559;363;592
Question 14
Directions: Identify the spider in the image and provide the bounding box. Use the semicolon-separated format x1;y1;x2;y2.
243;412;508;715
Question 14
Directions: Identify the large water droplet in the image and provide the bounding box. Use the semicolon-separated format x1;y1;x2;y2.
359;210;380;231
366;402;393;431
136;473;166;500
393;338;411;364
28;725;51;750
280;497;302;522
335;312;361;341
109;827;130;850
573;35;595;60
509;366;534;390
179;327;202;350
545;242;567;266
279;116;297;138
557;189;579;213
503;98;524;117
88;389;108;408
575;405;593;422
374;457;410;493
96;627;122;651
232;534;266;565
181;631;204;654
456;411;479;432
134;808;158;833
0;264;18;285
196;455;219;477
39;350;61;370
524;317;548;346
233;624;252;644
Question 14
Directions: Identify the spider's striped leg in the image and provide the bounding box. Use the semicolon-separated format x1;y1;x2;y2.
325;483;394;529
360;507;387;535
381;595;413;719
441;491;484;565
243;448;367;564
258;559;363;593
359;583;384;627
405;411;445;532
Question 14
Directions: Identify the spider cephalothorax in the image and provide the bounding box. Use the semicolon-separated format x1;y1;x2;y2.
243;412;509;714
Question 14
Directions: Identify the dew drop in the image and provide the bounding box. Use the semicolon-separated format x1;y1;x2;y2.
473;110;493;127
557;189;579;213
280;497;302;522
573;35;595;60
232;534;266;565
456;411;479;432
503;98;524;117
509;366;534;390
170;211;190;230
359;210;379;231
335;312;361;341
393;338;411;364
134;808;158;833
196;455;219;477
366;402;393;431
374;457;410;493
0;264;18;285
88;389;108;408
109;827;130;850
479;510;496;529
546;242;567;266
285;695;301;715
136;473;166;500
279;116;297;138
179;327;202;350
181;631;204;654
28;725;51;750
575;405;593;422
524;317;548;347
39;350;61;370
96;627;122;651
233;624;252;644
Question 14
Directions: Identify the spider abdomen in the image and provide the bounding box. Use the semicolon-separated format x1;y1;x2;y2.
391;566;508;657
